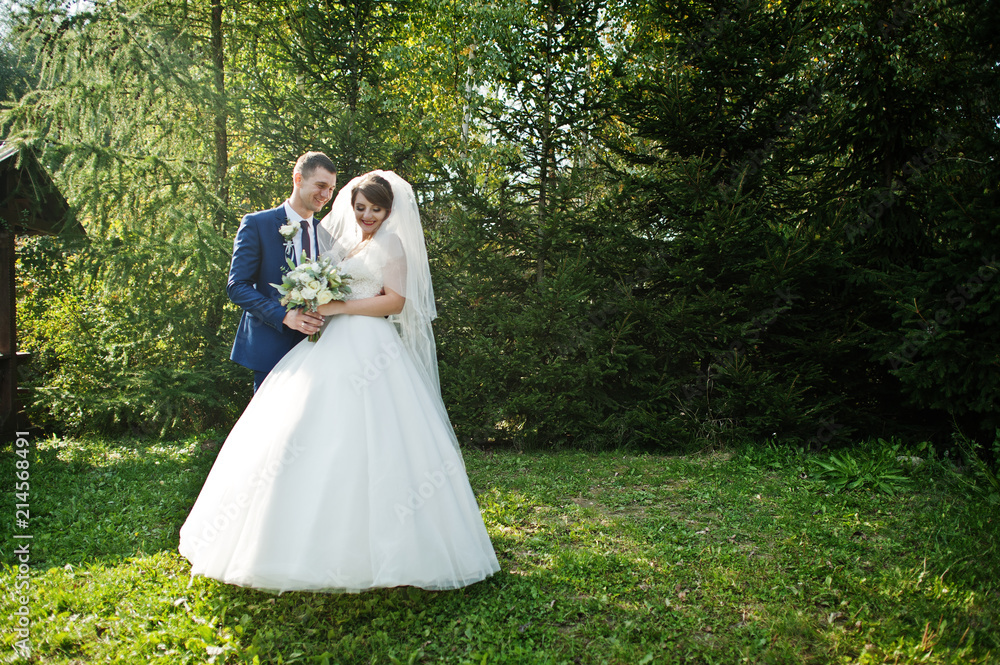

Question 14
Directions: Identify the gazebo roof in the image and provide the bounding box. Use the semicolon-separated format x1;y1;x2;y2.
0;142;84;237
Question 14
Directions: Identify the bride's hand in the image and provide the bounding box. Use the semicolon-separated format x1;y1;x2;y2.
317;300;347;316
317;289;404;318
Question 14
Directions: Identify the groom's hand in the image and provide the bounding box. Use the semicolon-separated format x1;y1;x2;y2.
283;309;325;336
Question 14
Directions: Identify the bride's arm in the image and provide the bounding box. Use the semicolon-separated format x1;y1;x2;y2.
316;287;404;317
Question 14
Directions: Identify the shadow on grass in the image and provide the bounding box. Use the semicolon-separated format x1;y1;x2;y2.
2;438;998;663
0;434;221;569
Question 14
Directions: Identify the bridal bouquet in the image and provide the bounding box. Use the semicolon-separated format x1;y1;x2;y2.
271;256;352;342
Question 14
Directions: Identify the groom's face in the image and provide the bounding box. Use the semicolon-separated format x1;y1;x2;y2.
293;167;337;214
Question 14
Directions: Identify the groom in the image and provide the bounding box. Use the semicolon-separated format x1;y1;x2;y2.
228;151;338;392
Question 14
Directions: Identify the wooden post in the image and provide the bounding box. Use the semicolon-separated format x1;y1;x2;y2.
1;144;80;434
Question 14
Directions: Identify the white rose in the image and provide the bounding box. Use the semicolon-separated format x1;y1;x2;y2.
290;288;302;301
300;287;318;300
307;279;321;290
315;289;334;305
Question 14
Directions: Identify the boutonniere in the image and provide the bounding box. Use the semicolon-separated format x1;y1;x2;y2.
279;218;298;266
279;222;298;242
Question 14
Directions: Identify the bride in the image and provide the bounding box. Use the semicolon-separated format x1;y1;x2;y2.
179;171;500;593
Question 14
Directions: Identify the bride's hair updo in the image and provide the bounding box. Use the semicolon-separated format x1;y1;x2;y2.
351;173;394;212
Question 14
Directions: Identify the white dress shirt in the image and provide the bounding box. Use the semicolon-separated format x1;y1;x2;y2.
283;200;317;262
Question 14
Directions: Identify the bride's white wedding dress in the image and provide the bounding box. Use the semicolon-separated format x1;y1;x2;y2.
178;242;500;593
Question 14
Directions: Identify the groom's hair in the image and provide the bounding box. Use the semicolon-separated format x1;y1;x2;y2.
294;152;337;179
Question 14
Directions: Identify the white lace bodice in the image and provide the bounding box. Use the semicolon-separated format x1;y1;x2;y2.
338;251;383;301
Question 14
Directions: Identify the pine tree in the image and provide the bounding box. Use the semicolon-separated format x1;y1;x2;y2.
3;0;245;433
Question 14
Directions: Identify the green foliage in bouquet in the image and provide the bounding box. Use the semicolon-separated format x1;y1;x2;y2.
271;255;352;341
271;256;351;311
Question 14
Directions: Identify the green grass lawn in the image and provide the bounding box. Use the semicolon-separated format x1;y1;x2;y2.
2;434;997;664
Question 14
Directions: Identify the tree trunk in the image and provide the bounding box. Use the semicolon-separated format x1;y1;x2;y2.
537;4;554;285
211;0;229;234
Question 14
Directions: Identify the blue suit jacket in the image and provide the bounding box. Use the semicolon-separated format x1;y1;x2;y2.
227;206;305;373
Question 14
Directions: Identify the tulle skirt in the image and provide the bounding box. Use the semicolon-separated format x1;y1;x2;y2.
178;314;499;593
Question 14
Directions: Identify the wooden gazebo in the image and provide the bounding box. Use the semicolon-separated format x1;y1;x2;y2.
0;142;84;434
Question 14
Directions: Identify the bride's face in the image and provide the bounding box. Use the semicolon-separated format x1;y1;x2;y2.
354;192;390;238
